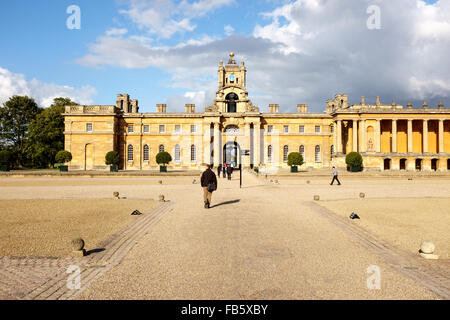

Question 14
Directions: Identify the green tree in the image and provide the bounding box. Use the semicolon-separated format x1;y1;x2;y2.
0;96;42;166
345;152;363;167
105;151;120;166
287;152;304;167
156;151;172;166
26;98;77;168
55;150;72;164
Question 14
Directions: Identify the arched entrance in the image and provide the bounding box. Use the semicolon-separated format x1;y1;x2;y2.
223;141;241;167
384;159;391;170
226;93;238;113
431;158;439;171
448;159;450;170
399;158;407;170
85;144;94;170
415;158;422;171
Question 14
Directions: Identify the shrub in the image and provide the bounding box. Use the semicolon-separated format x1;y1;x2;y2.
345;152;363;167
55;150;72;164
287;152;304;167
156;151;172;166
0;150;12;165
105;151;120;166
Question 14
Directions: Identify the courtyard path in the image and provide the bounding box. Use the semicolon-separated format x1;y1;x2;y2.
77;172;446;299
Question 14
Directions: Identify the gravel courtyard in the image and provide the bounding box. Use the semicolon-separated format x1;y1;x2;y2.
0;173;448;299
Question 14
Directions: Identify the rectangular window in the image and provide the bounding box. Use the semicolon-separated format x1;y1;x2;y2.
191;125;196;133
175;125;181;133
315;126;321;134
330;125;334;134
299;125;305;134
128;125;134;133
143;125;149;133
283;125;289;134
268;125;273;133
159;125;165;133
86;123;93;132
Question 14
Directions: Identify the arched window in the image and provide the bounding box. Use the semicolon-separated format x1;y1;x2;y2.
127;145;134;161
330;145;334;159
299;145;305;160
283;145;289;163
315;145;321;163
268;145;273;163
159;145;165;153
143;145;149;161
174;145;181;162
191;145;197;162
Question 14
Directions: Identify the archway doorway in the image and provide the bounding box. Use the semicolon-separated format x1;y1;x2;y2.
431;159;439;171
448;159;450;170
400;158;407;170
223;141;241;168
384;159;391;170
415;159;422;171
226;93;238;113
85;144;94;170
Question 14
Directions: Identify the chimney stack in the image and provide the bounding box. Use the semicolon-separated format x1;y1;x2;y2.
185;104;195;113
269;104;279;113
157;104;167;113
297;104;308;113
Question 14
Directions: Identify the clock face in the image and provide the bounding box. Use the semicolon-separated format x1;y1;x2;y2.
229;74;235;81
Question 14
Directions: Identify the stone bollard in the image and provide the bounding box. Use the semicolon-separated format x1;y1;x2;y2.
113;191;120;200
270;180;273;183
192;179;197;184
306;180;310;184
360;192;365;199
158;180;163;184
314;195;320;201
419;241;439;259
275;180;279;184
71;238;86;257
159;195;165;202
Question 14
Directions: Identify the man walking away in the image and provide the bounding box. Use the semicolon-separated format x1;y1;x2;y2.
222;163;226;178
201;164;217;209
227;164;233;180
330;166;341;185
217;164;222;178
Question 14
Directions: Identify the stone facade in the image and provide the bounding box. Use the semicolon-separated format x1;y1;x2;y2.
64;53;450;172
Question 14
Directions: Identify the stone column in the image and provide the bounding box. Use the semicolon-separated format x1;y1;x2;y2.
423;120;428;154
333;121;337;156
336;120;342;153
254;122;261;166
244;123;251;167
439;120;444;154
375;119;381;153
407;119;413;153
360;120;366;152
213;122;220;167
392;119;397;153
352;120;358;152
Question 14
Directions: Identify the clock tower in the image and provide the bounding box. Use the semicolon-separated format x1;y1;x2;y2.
206;52;259;113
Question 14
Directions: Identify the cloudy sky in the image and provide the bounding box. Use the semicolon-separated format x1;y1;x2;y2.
1;0;448;112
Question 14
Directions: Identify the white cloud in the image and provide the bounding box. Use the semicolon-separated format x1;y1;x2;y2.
77;0;450;112
0;67;97;108
105;28;128;37
119;0;234;38
224;25;234;36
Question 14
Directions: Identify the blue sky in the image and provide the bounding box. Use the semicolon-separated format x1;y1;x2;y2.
0;0;447;112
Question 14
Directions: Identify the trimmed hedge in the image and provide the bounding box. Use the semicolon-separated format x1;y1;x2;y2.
287;152;304;167
105;151;120;166
55;150;72;164
156;151;172;166
345;152;363;167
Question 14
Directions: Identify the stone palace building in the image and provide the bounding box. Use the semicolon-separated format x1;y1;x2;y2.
64;53;450;172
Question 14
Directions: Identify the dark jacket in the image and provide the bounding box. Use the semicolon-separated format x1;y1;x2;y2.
226;166;233;174
201;169;217;188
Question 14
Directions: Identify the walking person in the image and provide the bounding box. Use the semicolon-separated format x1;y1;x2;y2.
227;163;233;180
217;164;222;178
201;164;217;209
222;163;226;178
330;166;341;185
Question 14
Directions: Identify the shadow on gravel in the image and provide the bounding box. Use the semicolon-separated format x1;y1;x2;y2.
211;199;240;208
86;248;106;256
